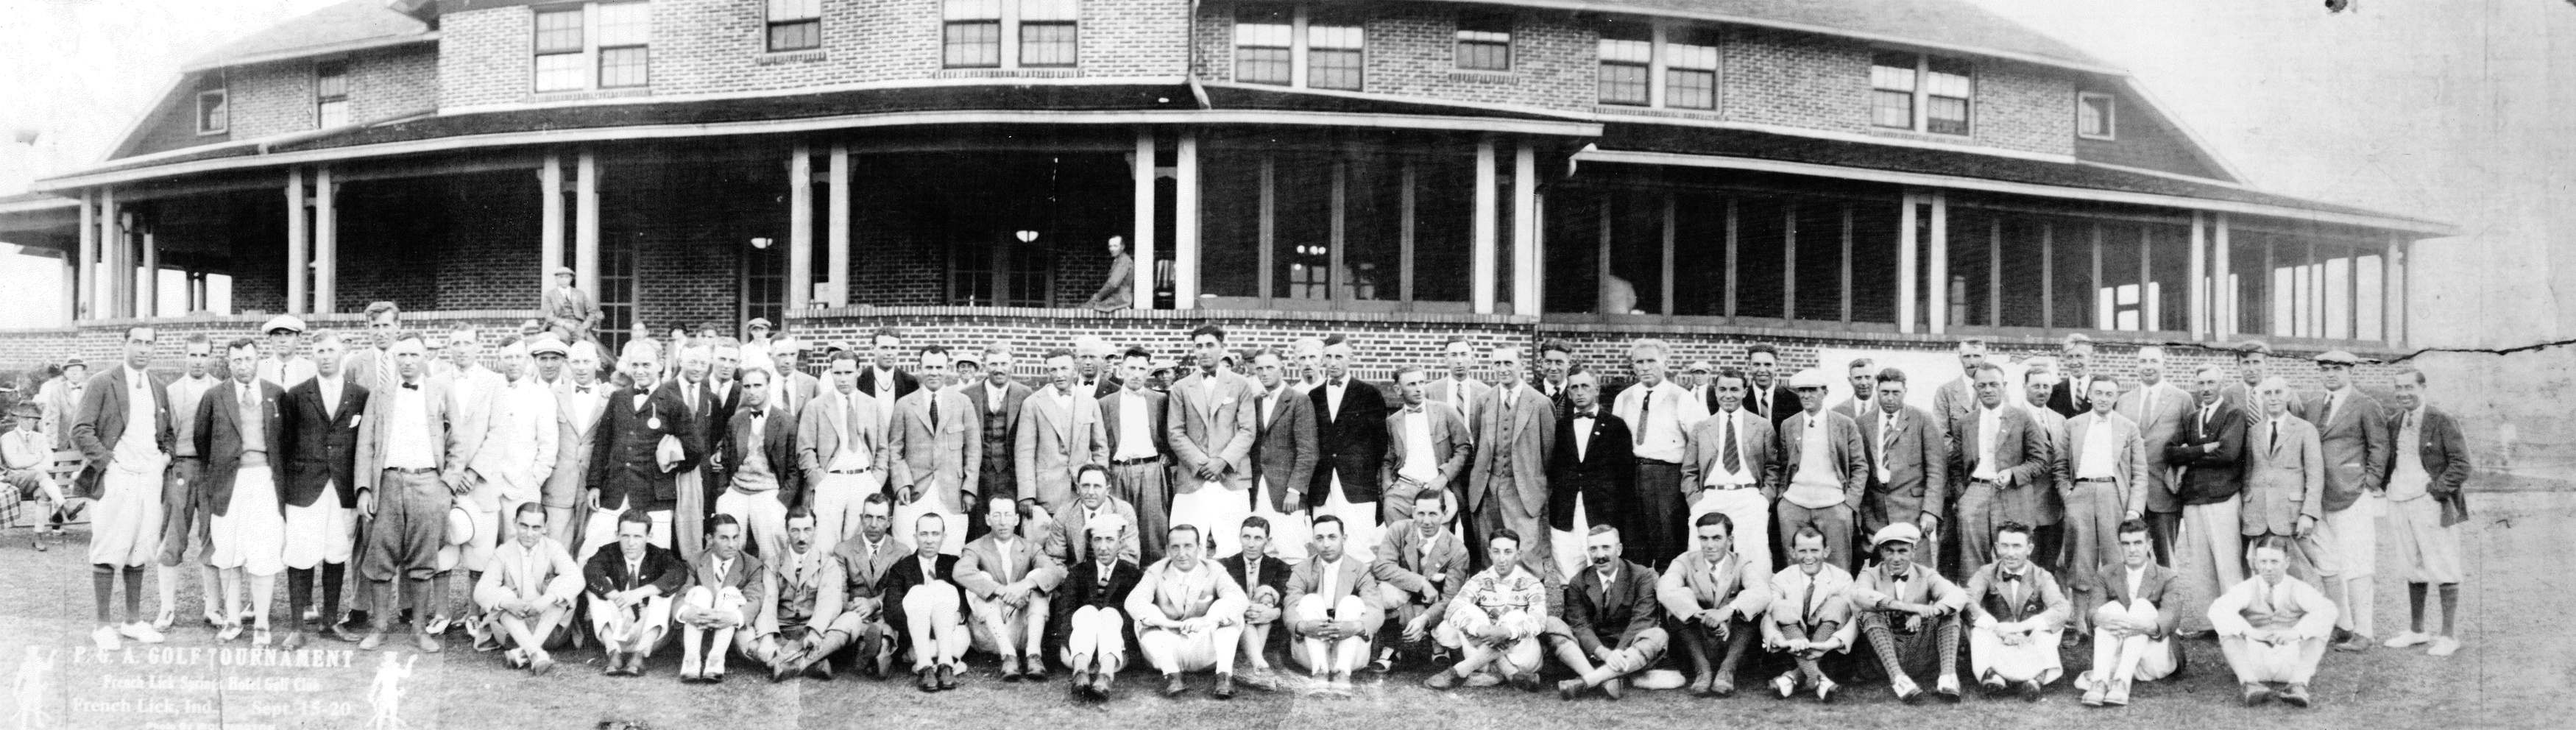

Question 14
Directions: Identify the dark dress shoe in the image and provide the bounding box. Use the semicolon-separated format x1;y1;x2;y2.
1213;673;1235;699
1162;673;1188;697
1023;662;1047;682
936;665;957;690
917;668;938;692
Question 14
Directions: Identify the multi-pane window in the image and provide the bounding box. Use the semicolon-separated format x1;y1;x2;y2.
1456;13;1510;71
1307;20;1362;90
1019;0;1078;66
315;60;349;127
1234;7;1292;85
534;7;587;91
1666;28;1717;110
1596;26;1651;105
196;81;228;135
2077;91;2115;139
766;0;821;52
944;0;1003;67
1872;52;1972;135
595;2;651;88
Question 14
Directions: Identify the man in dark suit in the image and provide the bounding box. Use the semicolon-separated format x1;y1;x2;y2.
960;343;1032;542
1469;346;1556;573
1100;347;1175;564
71;325;175;652
1221;514;1295;681
2046;333;2096;419
882;514;967;692
1536;340;1577;422
2077;520;2182;706
1051;511;1143;701
717;367;799;561
1744;344;1802;430
2296;350;2390;651
280;330;370;648
1307;335;1392;555
1858;367;1947;581
1548;369;1635;581
199;338;291;645
2165;364;2248;631
583;510;688;676
857;327;921;422
2379;367;2470;658
662;344;727;564
1072;336;1123;400
1543;525;1666;700
1247;348;1319;562
584;339;704;559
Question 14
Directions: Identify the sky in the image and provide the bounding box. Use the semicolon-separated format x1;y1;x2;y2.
0;0;2564;344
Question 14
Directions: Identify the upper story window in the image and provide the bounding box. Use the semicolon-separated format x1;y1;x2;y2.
1596;24;1651;106
766;0;822;52
1666;28;1717;110
1234;5;1361;91
944;0;1078;70
1456;12;1511;71
315;60;350;127
194;74;228;135
1595;23;1718;110
2077;91;2116;140
534;2;651;93
1871;52;1971;135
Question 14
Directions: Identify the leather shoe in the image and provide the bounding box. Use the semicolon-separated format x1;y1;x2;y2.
2279;683;2312;708
415;632;442;654
358;631;386;651
2241;683;2273;706
1022;660;1047;682
321;625;361;643
1423;670;1459;690
2020;680;2045;702
1709;677;1735;698
937;665;957;690
1163;673;1189;698
280;631;308;651
1935;675;1963;702
1557;678;1585;701
1602;678;1625;701
917;668;938;692
1093;670;1115;697
1685;675;1713;697
1213;672;1235;699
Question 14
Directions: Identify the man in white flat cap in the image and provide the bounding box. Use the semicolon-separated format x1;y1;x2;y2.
257;315;317;391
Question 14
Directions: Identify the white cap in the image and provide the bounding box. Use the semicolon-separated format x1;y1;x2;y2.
1787;369;1833;390
261;315;308;334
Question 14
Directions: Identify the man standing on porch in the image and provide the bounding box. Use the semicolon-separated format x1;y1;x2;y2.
542;266;601;344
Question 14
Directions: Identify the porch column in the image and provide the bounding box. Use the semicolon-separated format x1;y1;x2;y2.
314;166;336;314
1512;142;1540;313
540;154;565;294
2212;213;2232;340
2188;211;2207;341
141;217;158;317
286;169;308;315
827;144;850;308
60;254;78;324
576;151;601;297
2389;235;2407;348
1131;127;1157;309
102;187;123;318
77;190;93;321
1896;192;1917;334
1926;191;1947;335
1173;131;1200;309
1470;139;1497;313
788;145;813;309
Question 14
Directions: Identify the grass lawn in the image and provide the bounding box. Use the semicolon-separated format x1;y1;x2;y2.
1;491;2565;730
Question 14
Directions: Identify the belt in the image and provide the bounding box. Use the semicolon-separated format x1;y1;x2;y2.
1636;458;1680;467
1700;483;1757;492
1110;456;1161;467
384;467;437;475
827;467;874;475
2075;477;2118;483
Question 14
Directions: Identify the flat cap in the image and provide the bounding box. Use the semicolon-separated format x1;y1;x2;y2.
261;315;307;334
2313;350;2364;366
528;336;570;357
1869;522;1922;549
745;317;774;330
551;266;576;276
1787;369;1833;389
1686;361;1713;374
2234;340;2273;356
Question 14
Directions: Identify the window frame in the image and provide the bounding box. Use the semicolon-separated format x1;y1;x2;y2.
314;59;350;128
1454;12;1512;72
1233;5;1364;91
1595;27;1652;107
532;6;589;92
1662;26;1719;110
531;2;651;93
1869;51;1973;137
765;0;823;52
194;88;229;135
1231;5;1292;85
2076;91;2117;141
1304;15;1364;91
944;0;1080;71
592;1;652;89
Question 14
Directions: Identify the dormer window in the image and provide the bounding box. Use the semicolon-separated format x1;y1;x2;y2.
2078;91;2116;140
195;75;229;135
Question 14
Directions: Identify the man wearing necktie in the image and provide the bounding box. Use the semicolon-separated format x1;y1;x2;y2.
2296;350;2391;651
888;346;978;557
795;350;889;554
1850;522;1967;703
2209;536;2337;707
2045;333;2095;419
1962;522;2067;700
2061;375;2147;637
545;341;606;552
1051;511;1142;701
1761;526;1855;702
659;345;717;564
199;339;291;646
280;330;371;648
1167;325;1260;559
2378;368;2469;658
2165;364;2249;634
1613;339;1710;569
1426;336;1491;444
1774;369;1869;573
1466;346;1554;575
1544;525;1669;701
1858;367;1948;585
2240;378;2326;585
1681;367;1776;574
1546;369;1635;581
2114;345;2195;567
955;496;1062;681
1744;344;1802;430
1134;523;1250;698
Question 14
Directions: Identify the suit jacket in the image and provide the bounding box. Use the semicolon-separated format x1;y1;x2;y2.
1680;408;1775;496
1468;383;1554;518
1547;410;1635;532
71;366;174;493
1284;553;1383;626
1774;410;1870;508
696;379;743;485
354;375;488;497
1219;551;1292;603
1081;375;1123;402
1561;560;1663;652
824;534;910;625
888;387;980;514
2240;415;2324;536
194;379;289;516
1657;550;1771;620
282;377;368;508
723;405;803;504
475;536;584;609
542;285;601;333
1749;383;1804;430
794;388;891;489
1043;497;1142;565
581;541;688;599
1014;387;1108;508
2023;405;2071;525
2219;380;2268;424
1849;561;1967;613
1379;402;1471;505
1250;385;1319;512
1165;370;1258;494
2387;405;2472;526
960;379;1033;494
688;549;770;628
2297;389;2390;513
1098;387;1172;464
2064;411;2149;514
880;553;960;633
546;380;609;510
2094;561;2182;637
2165;400;2248;506
1930;375;1979;439
1048;558;1142;650
1962;562;2066;629
1370;520;1468;611
2114;381;2196;514
2046;378;2096;420
1948;403;2055;508
1858;405;1947;527
1130;557;1248;623
584;382;702;511
1425;377;1493;441
1308;379;1393;506
955;532;1063;599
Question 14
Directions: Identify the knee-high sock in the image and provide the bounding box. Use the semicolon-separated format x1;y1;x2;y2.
321;563;347;624
248;573;276;628
287;567;316;629
2438;584;2460;636
2346;576;2374;637
158;564;183;616
406;578;436;627
1674;623;1714;676
2410;582;2429;632
122;566;146;623
1718;620;1758;679
93;566;116;624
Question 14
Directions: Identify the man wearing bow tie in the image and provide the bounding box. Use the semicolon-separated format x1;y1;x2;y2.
353;333;489;653
717;366;798;562
545;341;607;553
1851;522;1967;703
2209;536;2336;707
1963;522;2067;700
1548;369;1635;581
581;340;702;561
1380;366;1470;529
1535;340;1576;421
1614;339;1710;569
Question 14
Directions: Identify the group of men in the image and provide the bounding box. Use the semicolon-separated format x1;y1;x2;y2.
41;308;2473;709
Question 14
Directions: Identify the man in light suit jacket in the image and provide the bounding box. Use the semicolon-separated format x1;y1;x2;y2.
541;267;601;344
1774;369;1870;573
463;337;560;632
540;339;606;551
1467;347;1554;574
955;496;1062;681
1857;368;1947;580
2297;351;2391;650
796;350;890;553
2114;346;2195;567
1850;522;1967;703
352;333;491;653
1827;358;1880;424
1167;325;1259;558
1380;366;1471;526
280;330;369;648
1367;491;1468;670
888;346;978;556
1246;348;1319;563
2062;375;2147;633
474;504;581;676
1042;464;1142;566
1659;512;1772;697
960;342;1032;542
1930;339;1989;439
676;514;768;682
1426;336;1492;443
2077;520;2182;706
1947;364;2055;574
1284;515;1384;691
2241;378;2326;583
197;339;291;645
1016;349;1107;513
71;328;174;650
1682;367;1775;573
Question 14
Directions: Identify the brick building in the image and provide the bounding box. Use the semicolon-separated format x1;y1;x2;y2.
0;0;2449;398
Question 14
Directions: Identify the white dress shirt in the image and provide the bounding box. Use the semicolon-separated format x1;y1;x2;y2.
2076;415;2120;480
1703;409;1756;487
1114;389;1156;461
1615;380;1707;463
385;380;437;470
1783;413;1842;508
1972;404;2003;481
1398;407;1437;483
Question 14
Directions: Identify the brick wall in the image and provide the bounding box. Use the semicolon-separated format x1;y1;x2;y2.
1195;4;1599;112
0;312;539;375
2074;90;2229;180
1079;0;1190;77
439;7;531;109
227;62;316;138
646;0;941;96
1961;60;2076;157
1722;26;1870;133
350;45;442;121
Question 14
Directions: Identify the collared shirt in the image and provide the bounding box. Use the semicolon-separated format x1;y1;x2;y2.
1972;404;2003;481
712;555;736;583
2196;401;2221;434
624;553;645;585
2076;415;2120;480
2388;406;2430;501
1783;411;1842;508
1114;389;1156;461
1570;409;1597;461
0;429;49;471
1615;380;1705;463
385;380;436;470
1444;375;1476;425
316;373;344;419
166;375;217;458
2124;564;2148;602
2322;386;2349;425
983;380;1011;414
257;356;316;391
1398;407;1437;483
917;555;941;584
235;380;269;461
1593;564;1618;592
2266;415;2288;454
827;391;872;472
1704;408;1756;487
1871;408;1900;484
1260;384;1286;425
1318;557;1343;598
1323;379;1348;421
733;407;779;493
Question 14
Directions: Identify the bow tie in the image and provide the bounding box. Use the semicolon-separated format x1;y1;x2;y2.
401;383;420;390
1404;405;1424;414
1329;379;1346;387
1998;571;2025;584
1574;410;1599;419
576;386;592;394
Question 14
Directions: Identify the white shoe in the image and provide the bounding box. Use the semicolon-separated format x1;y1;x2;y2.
120;623;167;644
2383;631;2433;648
2427;637;2461;656
91;626;121;652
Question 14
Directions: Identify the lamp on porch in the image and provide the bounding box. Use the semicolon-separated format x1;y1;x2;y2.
1015;230;1039;243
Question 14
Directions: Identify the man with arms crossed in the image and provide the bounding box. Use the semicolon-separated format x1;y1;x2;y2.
2167;365;2250;632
